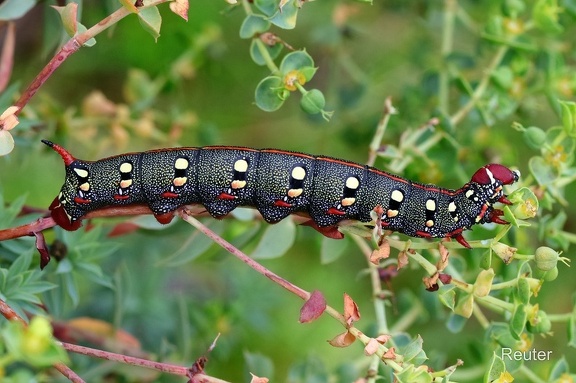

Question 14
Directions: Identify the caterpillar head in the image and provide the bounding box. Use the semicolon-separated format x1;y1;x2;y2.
470;163;520;205
43;140;89;230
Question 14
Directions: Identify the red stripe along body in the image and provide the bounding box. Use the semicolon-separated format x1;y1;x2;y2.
42;140;519;248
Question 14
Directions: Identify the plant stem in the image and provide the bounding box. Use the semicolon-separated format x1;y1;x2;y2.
449;45;508;126
438;0;456;115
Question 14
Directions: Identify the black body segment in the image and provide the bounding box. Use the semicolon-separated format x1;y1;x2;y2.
42;141;520;247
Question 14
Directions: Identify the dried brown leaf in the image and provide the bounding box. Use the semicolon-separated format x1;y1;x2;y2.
299;290;326;323
383;346;396;359
369;240;390;265
328;330;356;348
375;334;391;344
397;250;409;269
343;293;361;326
436;243;450;271
364;338;380;356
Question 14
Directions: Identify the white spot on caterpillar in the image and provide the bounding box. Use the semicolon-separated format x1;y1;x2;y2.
448;201;457;212
485;167;495;184
73;168;89;178
465;189;475;199
291;166;306;180
387;209;399;218
341;197;356;207
426;199;436;211
119;162;133;173
288;188;303;198
231;180;246;189
345;176;360;189
234;159;248;172
79;182;90;191
173;177;187;187
175;158;189;170
120;179;133;188
391;189;404;202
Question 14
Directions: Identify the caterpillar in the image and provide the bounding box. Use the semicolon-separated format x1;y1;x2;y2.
42;140;519;248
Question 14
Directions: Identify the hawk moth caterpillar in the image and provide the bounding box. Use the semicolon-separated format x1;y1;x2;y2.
42;140;519;248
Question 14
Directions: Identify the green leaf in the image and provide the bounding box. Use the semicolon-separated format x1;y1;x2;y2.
438;285;456;310
249;38;283;66
454;292;474;318
52;3;77;37
280;50;314;74
473;268;494;298
138;6;162;41
251;217;295;259
0;0;35;20
255;76;286;112
320;236;348;264
515;277;530;305
269;0;299;29
253;0;277;16
400;335;428;364
560;100;576;137
549;357;570;380
484;353;507;383
76;23;97;47
532;0;563;34
529;156;556;186
0;129;14;156
509;304;527;339
240;14;270;39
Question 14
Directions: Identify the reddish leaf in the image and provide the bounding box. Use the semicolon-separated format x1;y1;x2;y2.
301;220;344;239
299;290;326;323
343;293;360;326
0;22;15;93
108;222;140;237
32;231;51;269
250;373;270;383
438;273;452;284
328;330;356;348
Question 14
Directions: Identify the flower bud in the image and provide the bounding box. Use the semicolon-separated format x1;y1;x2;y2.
534;246;559;271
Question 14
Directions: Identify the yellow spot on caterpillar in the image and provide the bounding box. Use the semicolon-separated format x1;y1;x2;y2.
387;209;399;218
175;158;189;170
79;182;90;191
231;180;246;189
426;219;434;227
120;162;133;173
120;179;133;188
74;168;88;178
234;159;248;172
448;201;457;212
453;216;459;222
391;190;404;202
173;177;187;187
288;188;303;198
426;199;436;211
291;166;306;180
345;176;359;189
341;197;356;206
466;189;475;199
